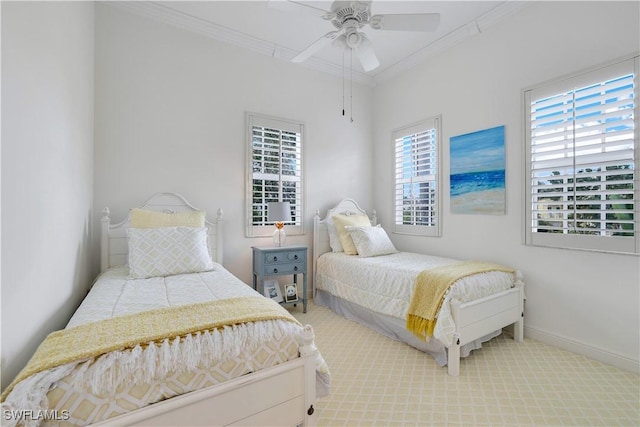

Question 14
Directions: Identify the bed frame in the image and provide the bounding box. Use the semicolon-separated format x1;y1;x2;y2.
94;192;318;426
313;198;524;377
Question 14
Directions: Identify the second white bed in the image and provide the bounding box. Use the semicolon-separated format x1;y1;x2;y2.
313;198;525;375
316;251;516;348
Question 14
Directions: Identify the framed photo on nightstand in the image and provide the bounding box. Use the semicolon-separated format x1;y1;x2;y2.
284;283;298;303
263;279;283;303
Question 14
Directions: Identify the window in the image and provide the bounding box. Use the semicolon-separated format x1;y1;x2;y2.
393;116;442;236
525;56;639;254
246;113;304;237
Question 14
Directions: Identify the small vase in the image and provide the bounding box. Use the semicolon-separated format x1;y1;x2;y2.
273;228;286;247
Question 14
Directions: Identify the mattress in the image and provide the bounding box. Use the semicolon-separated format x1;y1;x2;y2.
4;264;329;427
315;252;515;347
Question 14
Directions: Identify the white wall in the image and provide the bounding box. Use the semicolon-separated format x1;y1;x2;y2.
93;4;373;285
1;1;95;389
373;1;640;372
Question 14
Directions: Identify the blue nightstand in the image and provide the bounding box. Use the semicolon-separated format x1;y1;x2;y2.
252;245;307;313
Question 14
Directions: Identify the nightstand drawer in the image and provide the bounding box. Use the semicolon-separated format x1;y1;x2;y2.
264;262;305;275
264;251;305;264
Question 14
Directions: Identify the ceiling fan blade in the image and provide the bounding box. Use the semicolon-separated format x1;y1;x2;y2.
355;35;380;72
369;13;440;32
292;30;342;63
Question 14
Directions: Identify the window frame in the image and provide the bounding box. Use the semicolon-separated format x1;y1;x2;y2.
524;55;639;255
246;112;305;238
392;116;442;237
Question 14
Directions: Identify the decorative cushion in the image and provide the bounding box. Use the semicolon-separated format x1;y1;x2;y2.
127;226;214;279
130;208;206;228
346;225;398;258
331;214;371;255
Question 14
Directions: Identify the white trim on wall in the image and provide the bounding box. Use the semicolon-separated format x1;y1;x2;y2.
524;326;640;374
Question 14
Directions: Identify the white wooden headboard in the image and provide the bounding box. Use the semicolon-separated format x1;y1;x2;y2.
312;198;376;278
100;192;224;272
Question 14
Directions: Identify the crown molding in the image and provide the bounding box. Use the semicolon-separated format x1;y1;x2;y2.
109;1;530;88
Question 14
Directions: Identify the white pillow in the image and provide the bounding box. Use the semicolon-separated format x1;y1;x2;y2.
325;216;343;253
127;226;214;279
345;225;397;258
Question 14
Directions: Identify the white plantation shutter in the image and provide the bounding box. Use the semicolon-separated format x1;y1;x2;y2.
393;116;441;236
247;113;304;237
525;57;639;254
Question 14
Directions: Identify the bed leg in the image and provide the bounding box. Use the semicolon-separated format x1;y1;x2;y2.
514;316;524;343
447;333;461;377
514;277;525;343
299;325;318;427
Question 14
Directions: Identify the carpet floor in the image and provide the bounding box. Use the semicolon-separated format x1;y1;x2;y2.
292;301;640;426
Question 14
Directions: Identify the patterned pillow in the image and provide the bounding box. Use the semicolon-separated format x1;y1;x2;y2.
127;226;214;279
345;225;397;257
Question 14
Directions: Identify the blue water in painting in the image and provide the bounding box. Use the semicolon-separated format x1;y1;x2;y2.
450;170;505;197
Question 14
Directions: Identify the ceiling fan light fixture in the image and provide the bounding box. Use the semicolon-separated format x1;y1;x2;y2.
289;0;441;71
355;35;379;72
345;29;362;48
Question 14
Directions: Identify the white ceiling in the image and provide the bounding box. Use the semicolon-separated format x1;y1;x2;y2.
114;1;529;86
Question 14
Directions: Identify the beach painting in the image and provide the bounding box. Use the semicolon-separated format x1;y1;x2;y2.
450;125;506;215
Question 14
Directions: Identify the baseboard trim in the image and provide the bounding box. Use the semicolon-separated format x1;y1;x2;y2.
524;326;639;374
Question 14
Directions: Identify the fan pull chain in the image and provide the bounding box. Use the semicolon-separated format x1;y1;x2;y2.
342;50;345;117
350;48;354;123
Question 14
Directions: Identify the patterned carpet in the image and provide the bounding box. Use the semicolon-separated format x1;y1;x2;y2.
292;302;640;426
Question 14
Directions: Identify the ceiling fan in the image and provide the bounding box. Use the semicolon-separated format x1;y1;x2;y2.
282;0;441;72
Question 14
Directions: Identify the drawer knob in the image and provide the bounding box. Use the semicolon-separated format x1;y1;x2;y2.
273;268;278;274
294;266;298;271
273;256;278;261
294;254;298;260
307;405;314;416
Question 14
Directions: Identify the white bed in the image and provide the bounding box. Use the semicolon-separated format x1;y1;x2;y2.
313;198;524;376
2;192;329;427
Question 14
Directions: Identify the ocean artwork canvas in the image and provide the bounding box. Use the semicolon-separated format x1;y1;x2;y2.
450;125;506;215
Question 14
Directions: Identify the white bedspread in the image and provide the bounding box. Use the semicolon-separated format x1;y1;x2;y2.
315;252;516;346
67;263;260;328
66;264;330;396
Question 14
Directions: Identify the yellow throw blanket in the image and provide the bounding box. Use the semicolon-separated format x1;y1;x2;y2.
1;296;300;401
406;261;514;341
